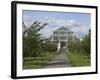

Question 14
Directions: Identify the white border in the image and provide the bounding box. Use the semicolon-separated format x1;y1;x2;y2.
17;3;96;77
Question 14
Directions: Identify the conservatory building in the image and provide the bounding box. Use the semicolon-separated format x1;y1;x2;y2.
51;27;74;47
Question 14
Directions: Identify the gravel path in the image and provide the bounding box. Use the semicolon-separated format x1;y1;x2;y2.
44;48;70;68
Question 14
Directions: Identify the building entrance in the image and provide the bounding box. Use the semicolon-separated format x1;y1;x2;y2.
60;41;66;48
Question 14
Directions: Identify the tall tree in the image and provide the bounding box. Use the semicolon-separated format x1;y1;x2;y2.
23;21;48;57
82;29;91;54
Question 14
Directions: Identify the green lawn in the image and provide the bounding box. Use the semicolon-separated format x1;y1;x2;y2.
23;52;57;69
67;51;90;67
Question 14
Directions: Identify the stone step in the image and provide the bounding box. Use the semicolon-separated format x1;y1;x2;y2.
48;60;67;64
46;62;67;66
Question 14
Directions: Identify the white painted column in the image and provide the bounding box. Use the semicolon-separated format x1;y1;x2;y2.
57;41;60;52
51;36;53;43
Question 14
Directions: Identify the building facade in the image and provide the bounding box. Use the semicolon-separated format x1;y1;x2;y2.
51;27;74;48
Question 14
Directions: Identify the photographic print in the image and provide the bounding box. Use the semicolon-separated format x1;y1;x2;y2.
11;1;98;79
23;10;91;69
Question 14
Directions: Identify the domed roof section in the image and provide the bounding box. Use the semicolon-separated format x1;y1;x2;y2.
57;26;69;31
54;26;73;33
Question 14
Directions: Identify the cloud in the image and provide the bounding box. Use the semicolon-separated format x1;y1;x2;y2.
39;17;83;28
23;15;90;38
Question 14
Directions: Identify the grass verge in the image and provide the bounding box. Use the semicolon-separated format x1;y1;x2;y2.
67;51;90;67
23;51;57;69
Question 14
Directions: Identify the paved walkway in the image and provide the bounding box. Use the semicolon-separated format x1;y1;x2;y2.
44;48;70;68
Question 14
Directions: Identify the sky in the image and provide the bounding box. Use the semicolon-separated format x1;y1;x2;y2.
23;10;91;39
